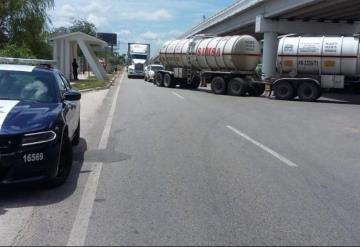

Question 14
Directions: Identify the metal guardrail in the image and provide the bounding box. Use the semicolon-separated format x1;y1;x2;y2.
0;57;56;66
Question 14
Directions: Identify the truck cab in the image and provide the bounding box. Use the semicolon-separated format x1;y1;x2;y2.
127;43;150;79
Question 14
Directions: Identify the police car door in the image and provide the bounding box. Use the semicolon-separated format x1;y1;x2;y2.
55;73;76;138
60;74;80;134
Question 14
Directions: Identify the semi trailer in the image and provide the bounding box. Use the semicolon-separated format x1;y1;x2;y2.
156;34;360;101
271;36;360;101
155;34;266;97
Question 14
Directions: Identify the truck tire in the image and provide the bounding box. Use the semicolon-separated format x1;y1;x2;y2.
227;77;248;96
163;73;175;88
273;81;296;100
248;83;265;97
211;77;227;95
155;73;164;87
298;81;321;102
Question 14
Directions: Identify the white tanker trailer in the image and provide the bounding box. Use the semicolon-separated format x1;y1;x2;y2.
155;35;265;96
155;35;360;101
272;36;360;101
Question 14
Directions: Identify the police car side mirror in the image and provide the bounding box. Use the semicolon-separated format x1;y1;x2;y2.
64;90;81;101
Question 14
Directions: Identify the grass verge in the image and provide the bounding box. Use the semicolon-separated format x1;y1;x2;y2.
71;69;122;91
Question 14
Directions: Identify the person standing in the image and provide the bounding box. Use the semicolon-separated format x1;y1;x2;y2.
72;58;79;81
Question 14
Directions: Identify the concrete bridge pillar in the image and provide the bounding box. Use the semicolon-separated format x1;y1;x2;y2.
262;31;278;80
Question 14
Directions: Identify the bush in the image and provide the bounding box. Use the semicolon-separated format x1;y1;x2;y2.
0;43;35;58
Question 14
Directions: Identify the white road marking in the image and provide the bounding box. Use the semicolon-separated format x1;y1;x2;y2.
67;72;125;246
226;125;298;168
172;91;185;100
98;72;125;150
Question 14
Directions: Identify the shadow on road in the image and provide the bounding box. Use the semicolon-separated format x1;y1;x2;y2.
318;93;360;105
186;86;360;105
0;138;87;216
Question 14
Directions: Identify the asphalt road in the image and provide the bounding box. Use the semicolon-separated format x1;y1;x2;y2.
1;74;360;246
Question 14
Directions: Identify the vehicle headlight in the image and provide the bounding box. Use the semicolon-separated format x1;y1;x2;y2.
22;131;57;146
149;71;155;76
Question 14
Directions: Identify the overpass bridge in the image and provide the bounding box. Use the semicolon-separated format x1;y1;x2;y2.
152;0;360;79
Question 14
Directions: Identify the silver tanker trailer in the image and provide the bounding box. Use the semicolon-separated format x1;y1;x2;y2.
155;34;265;97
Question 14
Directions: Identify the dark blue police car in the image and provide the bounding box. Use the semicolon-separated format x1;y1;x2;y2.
0;64;81;187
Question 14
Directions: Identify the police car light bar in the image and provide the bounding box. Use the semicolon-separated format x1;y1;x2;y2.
0;57;56;66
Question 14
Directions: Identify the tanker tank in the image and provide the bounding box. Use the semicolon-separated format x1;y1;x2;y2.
159;35;261;72
277;36;360;76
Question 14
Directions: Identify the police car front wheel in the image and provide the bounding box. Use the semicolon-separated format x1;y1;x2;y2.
45;135;73;188
72;121;80;146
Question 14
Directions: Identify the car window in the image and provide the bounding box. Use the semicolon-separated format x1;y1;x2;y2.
60;74;71;90
0;70;57;103
54;73;67;93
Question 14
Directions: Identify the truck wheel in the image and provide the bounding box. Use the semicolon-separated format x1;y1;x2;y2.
273;81;296;100
248;83;266;97
163;73;175;88
155;73;164;87
227;77;248;96
298;81;321;102
211;77;227;95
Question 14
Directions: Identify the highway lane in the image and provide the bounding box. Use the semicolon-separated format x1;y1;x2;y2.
84;77;360;245
1;75;360;245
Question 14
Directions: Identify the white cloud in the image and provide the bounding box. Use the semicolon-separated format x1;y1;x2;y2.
87;13;107;27
119;9;173;21
82;2;109;14
168;30;183;38
149;9;173;21
50;0;110;27
140;31;158;40
117;30;131;36
50;4;76;26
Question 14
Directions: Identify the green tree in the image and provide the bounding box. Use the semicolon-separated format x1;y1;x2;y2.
51;26;69;36
69;19;97;36
51;19;97;37
0;0;54;58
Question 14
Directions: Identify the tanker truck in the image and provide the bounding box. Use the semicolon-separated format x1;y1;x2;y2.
271;36;360;101
155;35;266;96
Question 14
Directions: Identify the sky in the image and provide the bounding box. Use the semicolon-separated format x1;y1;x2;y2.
49;0;236;56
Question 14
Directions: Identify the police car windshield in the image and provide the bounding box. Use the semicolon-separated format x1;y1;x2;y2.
0;70;57;103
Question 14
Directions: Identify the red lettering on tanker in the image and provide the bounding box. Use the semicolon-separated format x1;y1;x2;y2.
196;48;221;56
